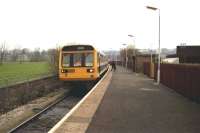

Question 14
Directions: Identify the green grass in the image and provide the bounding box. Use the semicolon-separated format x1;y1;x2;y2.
0;62;51;87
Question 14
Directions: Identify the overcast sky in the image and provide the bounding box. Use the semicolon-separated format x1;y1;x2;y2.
0;0;200;50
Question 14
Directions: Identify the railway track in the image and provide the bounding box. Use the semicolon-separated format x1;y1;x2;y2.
7;68;108;133
7;86;92;133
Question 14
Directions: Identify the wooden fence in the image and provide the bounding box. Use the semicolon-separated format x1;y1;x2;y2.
143;62;151;77
150;63;200;101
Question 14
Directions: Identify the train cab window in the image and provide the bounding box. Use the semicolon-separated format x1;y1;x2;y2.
85;53;93;67
62;54;71;67
73;53;83;67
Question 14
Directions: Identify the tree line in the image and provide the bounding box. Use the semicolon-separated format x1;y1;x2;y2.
0;42;59;73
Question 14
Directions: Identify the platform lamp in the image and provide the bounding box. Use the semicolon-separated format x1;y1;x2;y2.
128;34;136;72
128;34;136;54
146;5;161;84
122;43;128;69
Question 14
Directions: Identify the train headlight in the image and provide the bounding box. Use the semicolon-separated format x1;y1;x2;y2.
87;68;94;73
61;69;67;73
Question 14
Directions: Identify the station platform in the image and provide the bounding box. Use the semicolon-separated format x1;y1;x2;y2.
50;66;200;133
86;66;200;133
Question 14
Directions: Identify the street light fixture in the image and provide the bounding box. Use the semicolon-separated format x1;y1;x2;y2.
128;35;135;46
146;6;158;10
146;5;161;84
122;43;128;69
128;34;136;54
128;34;135;38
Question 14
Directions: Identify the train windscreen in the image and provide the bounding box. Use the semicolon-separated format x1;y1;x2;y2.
85;53;93;67
62;54;70;67
62;53;93;67
73;53;83;67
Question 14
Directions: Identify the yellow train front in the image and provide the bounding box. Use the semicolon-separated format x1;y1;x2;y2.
59;45;108;81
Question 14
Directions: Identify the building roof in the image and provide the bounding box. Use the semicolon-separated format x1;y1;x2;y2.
133;54;157;57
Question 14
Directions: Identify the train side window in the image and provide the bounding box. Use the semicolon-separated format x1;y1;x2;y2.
100;54;104;65
97;53;100;64
85;53;93;67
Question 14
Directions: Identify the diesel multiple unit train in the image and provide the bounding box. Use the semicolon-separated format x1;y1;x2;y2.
59;44;108;81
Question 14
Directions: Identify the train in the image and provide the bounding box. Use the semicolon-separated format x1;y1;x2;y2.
59;44;109;81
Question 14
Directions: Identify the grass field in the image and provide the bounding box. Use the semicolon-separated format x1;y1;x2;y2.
0;62;52;87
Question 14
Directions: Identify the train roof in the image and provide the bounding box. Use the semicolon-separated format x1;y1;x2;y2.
61;44;106;56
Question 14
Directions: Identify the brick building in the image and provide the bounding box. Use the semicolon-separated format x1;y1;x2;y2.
177;46;200;63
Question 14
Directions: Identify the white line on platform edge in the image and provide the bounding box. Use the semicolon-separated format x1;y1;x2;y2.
48;67;111;133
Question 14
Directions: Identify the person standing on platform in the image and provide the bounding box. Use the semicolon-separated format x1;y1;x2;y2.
111;61;116;71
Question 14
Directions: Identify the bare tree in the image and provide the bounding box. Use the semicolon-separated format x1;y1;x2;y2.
47;48;60;74
120;45;139;67
0;41;7;65
10;48;21;62
30;48;41;62
19;48;30;63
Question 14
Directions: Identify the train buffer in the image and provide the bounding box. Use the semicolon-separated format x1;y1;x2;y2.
49;66;200;133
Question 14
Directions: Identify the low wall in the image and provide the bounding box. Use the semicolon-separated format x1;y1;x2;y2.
0;76;64;114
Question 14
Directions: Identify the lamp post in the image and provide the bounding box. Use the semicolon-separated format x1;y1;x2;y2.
128;34;135;54
146;5;161;84
128;34;135;43
128;34;136;72
150;44;153;64
122;43;128;69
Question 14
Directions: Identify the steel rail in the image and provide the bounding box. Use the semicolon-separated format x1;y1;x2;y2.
7;93;68;133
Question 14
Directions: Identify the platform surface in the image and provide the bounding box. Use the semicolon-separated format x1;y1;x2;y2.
86;66;200;133
49;68;112;133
